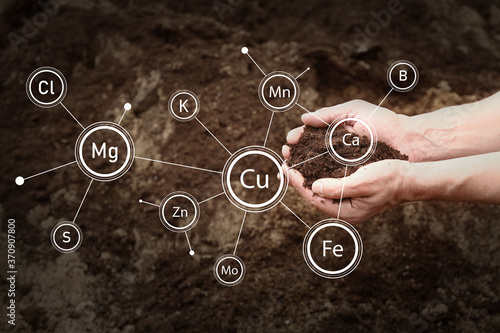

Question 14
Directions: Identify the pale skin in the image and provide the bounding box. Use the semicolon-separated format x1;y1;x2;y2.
283;92;500;223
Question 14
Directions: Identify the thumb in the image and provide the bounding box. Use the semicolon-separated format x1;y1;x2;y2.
311;176;365;199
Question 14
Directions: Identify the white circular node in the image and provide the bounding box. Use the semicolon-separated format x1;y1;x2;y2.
222;146;289;213
159;191;200;233
214;254;246;287
189;250;195;256
258;71;300;112
325;115;377;166
75;121;135;182
241;47;249;54
51;221;83;254
387;60;419;92
26;66;67;108
168;90;200;122
124;103;132;111
15;177;25;186
303;219;363;279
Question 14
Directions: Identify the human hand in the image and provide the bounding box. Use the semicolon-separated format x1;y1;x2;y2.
286;100;423;162
283;159;412;223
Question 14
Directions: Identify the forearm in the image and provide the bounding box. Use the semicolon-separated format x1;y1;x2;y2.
403;152;500;204
404;92;500;161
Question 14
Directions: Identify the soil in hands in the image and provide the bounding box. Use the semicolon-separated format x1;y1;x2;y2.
287;126;409;189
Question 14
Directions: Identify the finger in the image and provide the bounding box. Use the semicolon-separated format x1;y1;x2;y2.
286;126;304;144
282;145;291;159
301;100;375;127
311;176;366;199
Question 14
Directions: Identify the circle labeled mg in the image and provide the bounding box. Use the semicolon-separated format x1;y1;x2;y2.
303;219;363;279
51;222;83;253
258;71;300;112
159;192;200;233
75;121;135;182
222;146;288;213
326;115;377;166
214;254;246;286
26;66;67;108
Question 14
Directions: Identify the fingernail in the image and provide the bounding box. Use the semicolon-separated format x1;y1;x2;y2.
277;172;281;180
312;181;323;196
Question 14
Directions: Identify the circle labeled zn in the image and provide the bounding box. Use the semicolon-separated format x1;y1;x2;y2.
159;191;200;233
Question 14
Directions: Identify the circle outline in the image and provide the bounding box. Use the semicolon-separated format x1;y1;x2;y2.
214;254;246;286
75;121;135;182
158;191;200;233
387;60;419;92
325;115;377;166
51;221;83;253
303;219;363;279
222;146;289;213
168;90;200;122
26;67;67;108
258;71;300;112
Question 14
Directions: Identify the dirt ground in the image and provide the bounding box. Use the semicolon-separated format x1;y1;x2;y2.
1;0;500;332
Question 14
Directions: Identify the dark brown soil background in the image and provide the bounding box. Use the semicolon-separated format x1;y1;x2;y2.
288;126;408;188
1;0;500;332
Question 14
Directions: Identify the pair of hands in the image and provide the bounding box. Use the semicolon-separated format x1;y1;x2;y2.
282;100;418;224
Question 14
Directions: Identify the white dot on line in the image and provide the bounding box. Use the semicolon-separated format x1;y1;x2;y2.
124;103;132;111
138;199;143;203
189;250;195;256
241;47;248;55
15;176;24;186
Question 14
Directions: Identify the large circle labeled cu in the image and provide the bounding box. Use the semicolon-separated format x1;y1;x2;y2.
303;219;363;279
222;146;288;213
326;115;377;166
75;121;135;182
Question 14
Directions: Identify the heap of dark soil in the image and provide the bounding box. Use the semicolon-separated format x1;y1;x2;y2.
288;126;408;188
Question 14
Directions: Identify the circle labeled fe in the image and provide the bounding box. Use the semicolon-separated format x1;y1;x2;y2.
51;221;83;253
214;254;246;286
258;71;300;112
222;146;288;213
159;191;200;233
303;219;363;279
168;90;200;122
326;115;377;166
75;121;135;182
387;60;419;92
26;66;68;108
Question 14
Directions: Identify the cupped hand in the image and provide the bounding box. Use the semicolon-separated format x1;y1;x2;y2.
283;158;412;223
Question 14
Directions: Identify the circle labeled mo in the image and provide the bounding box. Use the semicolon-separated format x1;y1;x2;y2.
51;221;83;254
26;66;67;108
303;219;363;279
214;254;246;286
168;90;200;122
387;60;419;92
258;71;300;112
222;146;288;213
325;115;377;166
75;121;135;182
158;191;200;233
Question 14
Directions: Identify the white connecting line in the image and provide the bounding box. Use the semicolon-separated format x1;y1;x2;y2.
280;202;310;229
367;88;394;120
199;192;225;205
134;156;222;174
73;179;93;223
296;103;329;126
60;102;85;129
195;117;232;156
263;111;275;147
289;151;329;169
337;166;348;220
233;211;247;255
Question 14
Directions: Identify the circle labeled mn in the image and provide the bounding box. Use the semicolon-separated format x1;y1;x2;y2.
258;71;299;112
